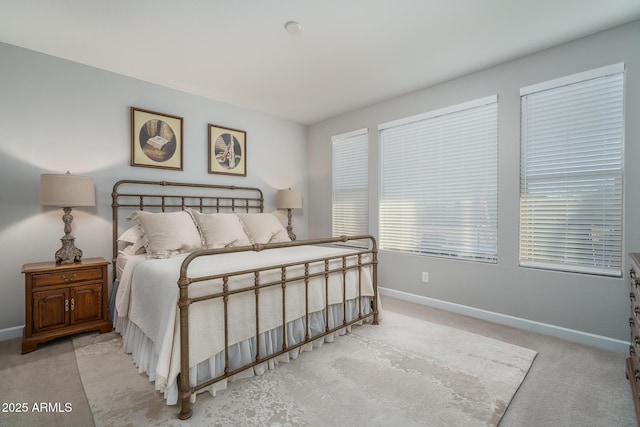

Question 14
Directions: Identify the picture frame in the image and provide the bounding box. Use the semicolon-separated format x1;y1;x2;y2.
131;107;183;170
208;124;246;176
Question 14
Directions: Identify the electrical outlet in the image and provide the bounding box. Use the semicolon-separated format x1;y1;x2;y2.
421;272;429;283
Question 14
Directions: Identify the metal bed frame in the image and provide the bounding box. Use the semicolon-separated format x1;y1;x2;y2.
111;180;379;419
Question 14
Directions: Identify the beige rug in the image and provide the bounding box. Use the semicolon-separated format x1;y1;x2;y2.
73;311;537;426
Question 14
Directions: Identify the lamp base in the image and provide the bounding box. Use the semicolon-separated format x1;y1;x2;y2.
286;208;297;241
55;207;83;264
55;236;83;264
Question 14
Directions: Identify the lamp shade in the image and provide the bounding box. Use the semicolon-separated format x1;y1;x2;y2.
39;173;96;207
276;189;302;209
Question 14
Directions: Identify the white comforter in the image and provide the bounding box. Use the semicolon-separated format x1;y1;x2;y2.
115;245;374;395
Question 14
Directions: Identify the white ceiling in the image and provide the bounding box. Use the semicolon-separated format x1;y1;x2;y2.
1;1;639;125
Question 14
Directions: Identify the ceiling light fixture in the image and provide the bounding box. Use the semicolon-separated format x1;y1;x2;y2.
284;21;302;34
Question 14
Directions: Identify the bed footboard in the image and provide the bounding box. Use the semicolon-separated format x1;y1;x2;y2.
176;235;378;420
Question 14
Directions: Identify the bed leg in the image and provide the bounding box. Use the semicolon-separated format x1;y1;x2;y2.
371;297;379;325
179;400;192;420
178;409;193;420
178;279;193;420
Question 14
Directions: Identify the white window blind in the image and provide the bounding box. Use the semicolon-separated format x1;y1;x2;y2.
379;96;498;262
519;63;624;277
332;128;369;245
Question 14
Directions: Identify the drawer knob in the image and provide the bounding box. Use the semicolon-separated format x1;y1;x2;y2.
631;318;635;327
62;274;77;282
65;299;69;312
71;298;74;311
630;345;636;356
632;292;636;301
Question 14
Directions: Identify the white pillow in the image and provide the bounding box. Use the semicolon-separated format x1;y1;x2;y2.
117;225;141;243
127;210;202;258
186;209;251;248
236;213;291;244
117;225;146;254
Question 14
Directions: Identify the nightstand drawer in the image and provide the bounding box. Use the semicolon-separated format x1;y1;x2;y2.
629;356;640;384
32;267;103;287
629;254;640;424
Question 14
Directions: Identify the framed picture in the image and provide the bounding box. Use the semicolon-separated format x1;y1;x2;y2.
131;107;183;170
208;124;246;176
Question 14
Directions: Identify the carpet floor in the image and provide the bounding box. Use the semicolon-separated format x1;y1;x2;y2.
1;296;634;426
72;310;536;426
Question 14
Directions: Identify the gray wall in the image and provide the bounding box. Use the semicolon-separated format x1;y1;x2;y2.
308;20;640;342
2;21;638;344
0;43;308;334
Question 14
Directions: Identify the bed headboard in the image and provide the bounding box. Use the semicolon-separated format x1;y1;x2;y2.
111;179;264;264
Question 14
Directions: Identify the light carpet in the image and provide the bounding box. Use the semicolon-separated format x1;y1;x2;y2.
73;311;537;426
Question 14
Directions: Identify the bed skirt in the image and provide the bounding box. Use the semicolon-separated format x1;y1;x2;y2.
115;297;374;405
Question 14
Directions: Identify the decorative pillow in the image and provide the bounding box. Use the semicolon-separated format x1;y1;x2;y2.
186;209;251;248
236;213;291;244
127;210;202;258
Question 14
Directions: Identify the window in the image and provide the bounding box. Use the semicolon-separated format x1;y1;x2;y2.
378;96;498;262
332;128;369;245
519;63;624;277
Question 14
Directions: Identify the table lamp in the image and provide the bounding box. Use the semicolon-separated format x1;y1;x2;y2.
276;188;302;241
39;172;96;264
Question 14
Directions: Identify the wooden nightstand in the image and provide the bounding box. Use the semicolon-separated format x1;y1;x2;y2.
21;257;112;354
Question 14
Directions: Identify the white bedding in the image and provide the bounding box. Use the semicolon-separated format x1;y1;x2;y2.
115;249;134;281
115;245;375;404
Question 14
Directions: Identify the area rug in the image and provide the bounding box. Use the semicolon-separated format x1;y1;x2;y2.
73;311;537;426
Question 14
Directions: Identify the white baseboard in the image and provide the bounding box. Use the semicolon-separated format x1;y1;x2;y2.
0;325;24;342
379;287;629;354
